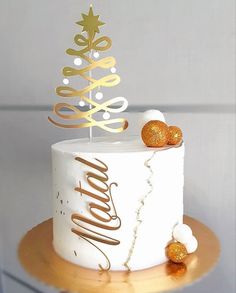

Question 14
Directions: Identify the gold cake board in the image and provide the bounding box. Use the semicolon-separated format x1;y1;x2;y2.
18;216;220;293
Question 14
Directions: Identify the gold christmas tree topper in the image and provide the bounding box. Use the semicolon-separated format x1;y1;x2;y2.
48;5;129;136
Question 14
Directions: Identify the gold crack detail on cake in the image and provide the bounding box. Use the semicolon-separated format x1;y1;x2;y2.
123;151;156;271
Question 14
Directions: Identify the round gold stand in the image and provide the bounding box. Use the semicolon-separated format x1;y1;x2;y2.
18;216;220;293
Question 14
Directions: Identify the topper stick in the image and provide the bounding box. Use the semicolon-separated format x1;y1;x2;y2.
89;49;93;142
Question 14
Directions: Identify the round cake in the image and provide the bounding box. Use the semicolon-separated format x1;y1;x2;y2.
52;136;184;271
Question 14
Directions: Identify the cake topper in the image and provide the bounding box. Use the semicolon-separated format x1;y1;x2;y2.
48;5;129;140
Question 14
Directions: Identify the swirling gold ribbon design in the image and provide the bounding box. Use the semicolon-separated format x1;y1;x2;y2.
48;29;129;133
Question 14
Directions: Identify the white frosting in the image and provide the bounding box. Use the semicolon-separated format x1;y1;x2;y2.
52;136;184;271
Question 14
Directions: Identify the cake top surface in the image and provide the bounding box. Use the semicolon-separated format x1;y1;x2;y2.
52;136;183;154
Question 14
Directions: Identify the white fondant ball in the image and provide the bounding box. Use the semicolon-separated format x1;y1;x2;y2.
95;92;103;100
173;224;193;244
110;67;117;73
79;100;85;107
93;52;100;59
185;236;198;254
63;78;69;85
74;58;82;66
103;112;110;120
140;110;166;127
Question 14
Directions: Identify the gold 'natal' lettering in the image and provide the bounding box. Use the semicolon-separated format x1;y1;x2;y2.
71;156;121;271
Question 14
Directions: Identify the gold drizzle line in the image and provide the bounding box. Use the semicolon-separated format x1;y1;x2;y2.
123;151;156;271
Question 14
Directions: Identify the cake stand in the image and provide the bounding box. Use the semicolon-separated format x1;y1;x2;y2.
18;216;220;293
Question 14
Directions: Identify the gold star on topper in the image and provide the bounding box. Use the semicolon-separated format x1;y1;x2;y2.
77;5;105;41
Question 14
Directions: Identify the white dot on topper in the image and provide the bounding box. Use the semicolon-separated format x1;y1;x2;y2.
103;112;110;120
93;52;100;59
110;67;117;73
74;58;82;66
95;92;103;100
63;78;69;85
79;100;85;107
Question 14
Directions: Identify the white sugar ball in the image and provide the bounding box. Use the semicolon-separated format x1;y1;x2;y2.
79;100;85;107
103;112;110;120
185;236;198;254
93;51;100;59
110;67;117;73
173;224;193;244
95;92;103;100
74;58;82;66
63;78;69;85
140;109;166;127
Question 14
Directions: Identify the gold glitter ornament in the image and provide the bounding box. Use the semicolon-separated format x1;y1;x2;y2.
168;126;183;145
166;242;188;263
141;120;169;147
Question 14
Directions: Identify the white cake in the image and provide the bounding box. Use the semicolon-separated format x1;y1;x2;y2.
52;136;184;271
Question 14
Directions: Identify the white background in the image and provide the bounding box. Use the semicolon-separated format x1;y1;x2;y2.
0;0;235;292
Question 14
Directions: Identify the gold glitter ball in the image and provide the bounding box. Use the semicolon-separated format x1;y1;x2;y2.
141;120;169;147
168;126;183;145
166;242;188;263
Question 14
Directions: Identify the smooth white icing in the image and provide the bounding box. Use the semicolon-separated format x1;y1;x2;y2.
52;136;175;153
52;136;184;271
